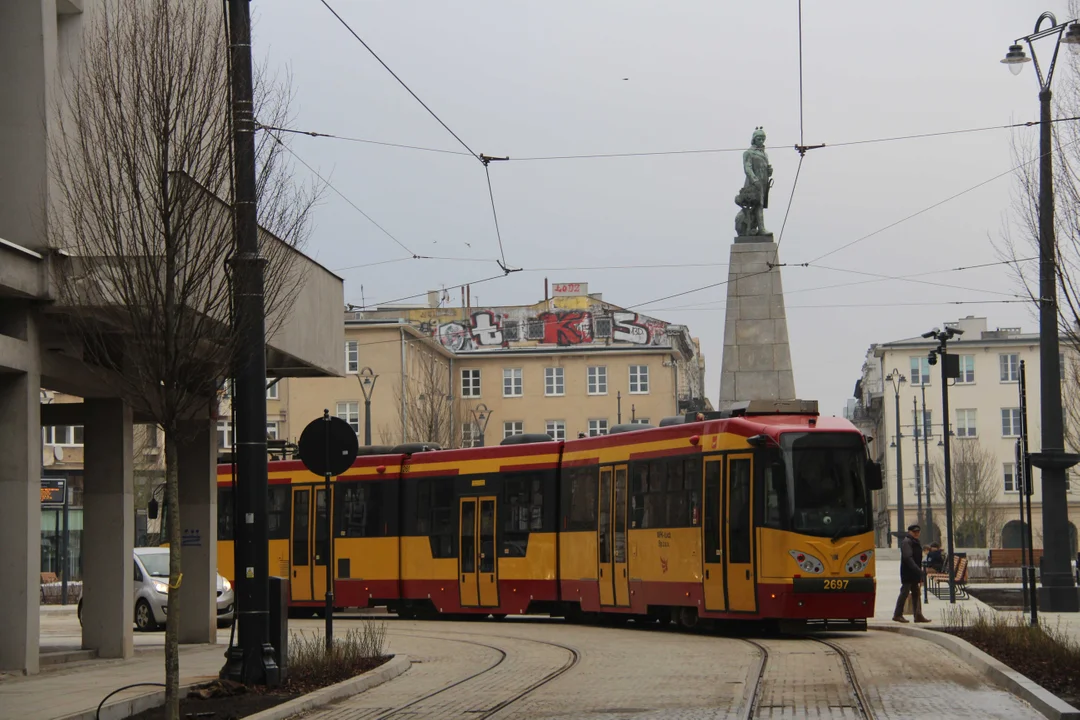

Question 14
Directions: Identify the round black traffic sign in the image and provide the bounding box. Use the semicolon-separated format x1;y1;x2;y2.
298;413;360;477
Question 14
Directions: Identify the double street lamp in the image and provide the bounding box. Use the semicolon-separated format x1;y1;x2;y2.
357;367;378;446
1002;12;1080;611
471;403;491;447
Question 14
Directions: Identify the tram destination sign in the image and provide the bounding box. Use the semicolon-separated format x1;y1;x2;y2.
40;478;66;507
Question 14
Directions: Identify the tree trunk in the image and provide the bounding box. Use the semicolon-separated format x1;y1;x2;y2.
164;429;182;720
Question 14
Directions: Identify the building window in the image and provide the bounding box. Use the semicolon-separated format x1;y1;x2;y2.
266;422;279;440
958;355;975;384
266;379;278;400
913;409;932;439
144;424;160;448
336;401;360;436
629;365;649;394
588;366;607;395
503;421;524;439
345;341;359;374
462;422;481;448
588;419;608;436
461;369;481;397
44;425;83;446
1001;408;1022;437
545;367;565;396
503;368;523;397
956;409;977;438
545;420;566;441
633;418;650;425
1004;463;1017;493
910;356;931;386
1000;353;1019;382
219;379;233;398
217;421;232;449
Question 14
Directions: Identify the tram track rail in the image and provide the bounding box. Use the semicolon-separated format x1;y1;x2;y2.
371;629;580;720
738;636;874;720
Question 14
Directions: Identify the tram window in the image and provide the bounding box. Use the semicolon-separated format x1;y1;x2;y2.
685;457;701;490
429;478;456;559
704;461;721;562
218;487;234;541
293;489;310;566
565;466;598;531
503;472;543;557
764;463;782;528
416;481;432;534
729;459;752;564
336;482;385;537
268;486;291;540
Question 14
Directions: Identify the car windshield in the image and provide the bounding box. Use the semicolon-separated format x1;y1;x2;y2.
137;551;170;577
777;431;871;538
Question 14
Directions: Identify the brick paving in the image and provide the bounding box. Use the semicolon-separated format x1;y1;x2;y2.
752;639;863;719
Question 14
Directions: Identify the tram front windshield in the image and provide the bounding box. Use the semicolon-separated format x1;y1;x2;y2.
774;432;871;538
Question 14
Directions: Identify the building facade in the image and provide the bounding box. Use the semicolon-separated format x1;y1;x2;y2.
215;288;708;454
852;316;1080;552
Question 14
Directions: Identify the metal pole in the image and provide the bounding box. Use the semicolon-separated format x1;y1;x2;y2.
921;385;933;545
912;395;924;530
364;399;372;446
222;0;278;686
894;384;905;544
61;488;69;605
940;344;957;604
323;409;334;651
1020;360;1039;624
1035;86;1079;611
1016;438;1029;615
617;391;622;424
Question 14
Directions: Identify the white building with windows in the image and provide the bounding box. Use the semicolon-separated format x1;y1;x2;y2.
852;316;1079;552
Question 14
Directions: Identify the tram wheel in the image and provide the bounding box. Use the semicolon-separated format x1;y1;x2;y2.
678;607;699;630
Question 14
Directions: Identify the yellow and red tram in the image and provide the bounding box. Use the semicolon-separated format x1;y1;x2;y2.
217;401;882;628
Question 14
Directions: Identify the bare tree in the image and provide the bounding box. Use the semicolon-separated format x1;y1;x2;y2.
49;2;316;716
378;339;467;448
932;439;1003;548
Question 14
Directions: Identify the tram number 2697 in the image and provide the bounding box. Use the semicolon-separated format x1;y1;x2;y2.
823;579;850;591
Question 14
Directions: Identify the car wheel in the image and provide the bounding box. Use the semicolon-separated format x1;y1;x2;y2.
135;599;157;632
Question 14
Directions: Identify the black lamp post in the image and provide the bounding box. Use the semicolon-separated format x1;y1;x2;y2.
471;403;491;447
887;369;907;545
1002;12;1080;611
912;395;924;532
925;325;963;603
921;384;934;545
357;367;378;446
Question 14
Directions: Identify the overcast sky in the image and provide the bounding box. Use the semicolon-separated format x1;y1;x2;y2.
250;0;1061;414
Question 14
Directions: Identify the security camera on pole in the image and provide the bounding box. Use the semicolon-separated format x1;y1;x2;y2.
923;325;962;603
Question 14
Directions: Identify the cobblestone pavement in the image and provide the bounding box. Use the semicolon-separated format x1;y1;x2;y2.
293;618;1045;720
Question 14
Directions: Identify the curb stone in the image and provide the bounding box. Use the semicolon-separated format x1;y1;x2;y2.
244;654;410;720
871;622;1080;720
57;680;213;720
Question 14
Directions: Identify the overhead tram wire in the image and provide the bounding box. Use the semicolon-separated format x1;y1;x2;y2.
256;124;474;157
360;271;510;310
805;138;1080;265
648;298;1031;312
316;0;481;161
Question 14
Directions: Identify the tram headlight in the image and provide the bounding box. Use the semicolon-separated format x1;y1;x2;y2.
845;550;874;574
788;549;824;574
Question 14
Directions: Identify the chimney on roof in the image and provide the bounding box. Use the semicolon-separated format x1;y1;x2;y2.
427;290;439;309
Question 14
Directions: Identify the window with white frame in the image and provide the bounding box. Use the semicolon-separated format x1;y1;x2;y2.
219;379;233;398
337;401;360;436
43;425;83;446
503;368;523;397
910;356;931;386
632;418;650;425
503;421;524;438
588;366;607;395
545;367;565;396
217;421;232;449
629;365;649;394
956;409;977;438
545;420;566;441
461;369;481;397
1001;407;1022;437
1004;463;1017;493
1000;353;1019;382
266;422;279;440
266;378;278;400
958;355;975;384
461;422;481;448
588;419;608;436
345;341;359;374
913;409;932;439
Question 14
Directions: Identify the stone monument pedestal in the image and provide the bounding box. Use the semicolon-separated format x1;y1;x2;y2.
718;236;795;405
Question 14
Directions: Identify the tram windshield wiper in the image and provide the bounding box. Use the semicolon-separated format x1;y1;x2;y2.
831;523;858;543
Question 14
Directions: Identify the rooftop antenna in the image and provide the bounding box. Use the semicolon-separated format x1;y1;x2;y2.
360;284;366;310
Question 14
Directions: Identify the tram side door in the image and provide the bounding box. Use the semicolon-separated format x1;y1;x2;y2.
725;455;757;612
612;465;630;607
459;496;500;608
702;457;726;611
290;486;329;603
597;468;614;606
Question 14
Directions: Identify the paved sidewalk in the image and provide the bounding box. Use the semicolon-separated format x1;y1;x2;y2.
0;643;226;720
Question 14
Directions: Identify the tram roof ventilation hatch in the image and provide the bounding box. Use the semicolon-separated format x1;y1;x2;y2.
608;423;656;434
690;399;820;421
499;433;556;445
390;442;442;454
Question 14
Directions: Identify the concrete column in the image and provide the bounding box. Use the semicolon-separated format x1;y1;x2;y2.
82;399;134;659
0;367;42;674
177;418;218;644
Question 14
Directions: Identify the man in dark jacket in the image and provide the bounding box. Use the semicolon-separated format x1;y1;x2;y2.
894;524;931;623
925;542;944;573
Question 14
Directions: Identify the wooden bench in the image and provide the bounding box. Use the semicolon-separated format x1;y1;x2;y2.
40;572;59;603
989;548;1044;568
927;555;969;600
